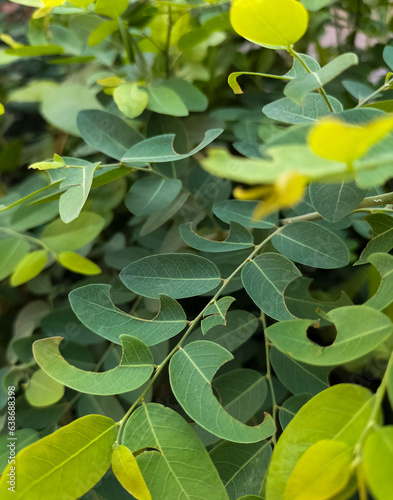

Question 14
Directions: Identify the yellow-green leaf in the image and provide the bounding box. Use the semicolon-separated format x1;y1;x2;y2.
95;0;128;19
284;440;353;500
58;251;101;275
10;250;48;287
68;0;94;6
230;0;308;49
0;414;117;499
43;0;63;6
114;83;149;119
308;114;393;163
363;426;393;500
28;160;65;170
25;368;65;407
112;445;152;500
88;20;120;46
0;103;4;115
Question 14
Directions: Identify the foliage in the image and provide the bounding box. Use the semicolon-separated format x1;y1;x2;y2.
0;0;393;499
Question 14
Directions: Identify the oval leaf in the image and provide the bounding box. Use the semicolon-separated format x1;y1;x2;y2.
10;249;48;287
125;178;182;216
112;445;152;500
25;368;65;407
363;426;393;500
58;251;101;275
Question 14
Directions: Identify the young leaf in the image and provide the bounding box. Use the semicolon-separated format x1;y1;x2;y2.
0;414;117;499
122;403;229;500
213;200;277;229
210;441;272;500
88;19;119;46
125;178;182;216
69;284;187;345
355;213;393;265
169;341;275;443
0;238;30;280
10;249;48;287
77;110;144;161
180;221;254;253
201;296;236;334
58;251;101;275
121;128;223;163
283;439;353;500
270;347;329;396
266;384;374;500
284;53;358;105
365;253;393;310
263;94;342;125
230;0;308;49
25;368;65;407
120;253;222;299
272;221;349;269
241;253;301;321
266;305;392;366
95;0;128;18
41;212;105;252
111;445;152;500
363;426;393;500
114;83;149;119
309;181;365;222
33;335;154;395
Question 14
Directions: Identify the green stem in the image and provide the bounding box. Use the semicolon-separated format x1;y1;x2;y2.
0;226;52;252
356;82;389;108
261;311;277;445
287;46;334;112
116;226;283;443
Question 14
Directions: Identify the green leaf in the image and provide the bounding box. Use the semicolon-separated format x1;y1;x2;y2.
33;335;154;395
58;251;101;275
125;178;182;216
266;305;392;366
69;284;187;345
201;296;236;334
284;439;353;500
263;94;342;125
193;368;269;447
41;212;105;252
278;393;312;429
266;384;374;500
309;181;365;222
363;426;393;500
120;253;222;299
25;368;65;407
383;45;393;71
10;250;48;287
272;222;349;269
111;445;152;500
140;191;189;237
356;213;393;265
169;341;275;443
147;85;189;117
0;414;117;499
123;403;230;500
95;0;128;18
77;110;144;161
186;310;259;352
180;222;254;253
210;441;272;500
88;19;119;46
45;158;101;223
242;253;301;321
41;84;102;136
122;128;223;163
5;45;64;56
283;276;352;321
213;200;278;229
365;99;393;112
160;79;208;112
300;0;334;11
365;253;393;310
0;238;30;281
114;83;149;119
284;53;359;105
0;429;39;474
270;348;329;396
342;80;375;100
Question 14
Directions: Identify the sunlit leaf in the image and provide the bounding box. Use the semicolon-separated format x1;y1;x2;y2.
112;445;152;500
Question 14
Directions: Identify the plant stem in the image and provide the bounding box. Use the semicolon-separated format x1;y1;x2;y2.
356;82;389;108
287;47;334;112
261;311;277;445
0;226;52;252
116;226;283;442
281;190;393;225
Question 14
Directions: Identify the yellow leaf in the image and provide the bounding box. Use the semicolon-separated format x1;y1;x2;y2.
28;160;65;170
58;251;101;275
230;0;308;49
308;114;393;164
97;76;123;87
68;0;94;6
112;445;152;500
10;250;48;287
32;6;52;19
0;34;24;49
0;103;4;116
43;0;64;6
284;439;353;500
234;171;307;219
